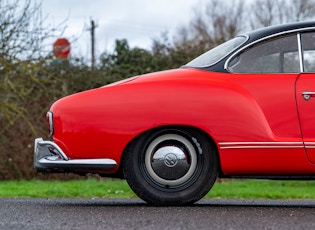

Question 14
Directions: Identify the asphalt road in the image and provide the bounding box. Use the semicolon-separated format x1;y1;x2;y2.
0;198;315;230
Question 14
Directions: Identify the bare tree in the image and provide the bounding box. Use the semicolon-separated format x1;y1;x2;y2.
192;0;245;45
169;0;315;58
251;0;315;29
0;0;58;63
0;0;64;130
205;0;245;42
172;0;246;56
251;0;275;28
290;0;315;21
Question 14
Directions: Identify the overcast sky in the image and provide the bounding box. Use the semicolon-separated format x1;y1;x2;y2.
41;0;201;60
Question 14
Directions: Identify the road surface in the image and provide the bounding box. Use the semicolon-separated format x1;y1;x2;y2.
0;198;315;229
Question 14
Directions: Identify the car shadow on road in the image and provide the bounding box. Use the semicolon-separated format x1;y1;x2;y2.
34;198;315;209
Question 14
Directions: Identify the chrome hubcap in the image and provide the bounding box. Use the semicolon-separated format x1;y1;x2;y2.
163;152;178;168
145;134;197;187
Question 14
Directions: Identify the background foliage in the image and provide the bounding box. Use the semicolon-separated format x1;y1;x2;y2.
1;0;315;179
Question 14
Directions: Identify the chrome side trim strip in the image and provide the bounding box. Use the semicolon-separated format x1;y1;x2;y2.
219;142;303;145
220;146;304;149
219;142;304;149
304;142;315;145
304;142;315;148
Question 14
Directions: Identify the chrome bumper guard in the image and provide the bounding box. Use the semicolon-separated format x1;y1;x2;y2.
34;138;117;173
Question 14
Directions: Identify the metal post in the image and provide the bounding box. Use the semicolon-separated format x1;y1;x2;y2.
91;20;96;72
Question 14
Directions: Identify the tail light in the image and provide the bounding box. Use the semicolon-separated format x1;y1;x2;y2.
46;111;54;137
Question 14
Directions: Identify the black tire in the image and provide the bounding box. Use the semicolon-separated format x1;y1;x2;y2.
123;128;218;205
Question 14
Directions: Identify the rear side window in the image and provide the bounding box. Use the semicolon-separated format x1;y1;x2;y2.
301;32;315;72
227;34;300;73
185;36;246;68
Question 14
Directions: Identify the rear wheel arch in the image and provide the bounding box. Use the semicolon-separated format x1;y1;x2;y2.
120;125;219;168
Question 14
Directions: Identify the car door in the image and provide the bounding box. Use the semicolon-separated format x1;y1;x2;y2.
296;32;315;164
227;33;303;141
226;32;312;172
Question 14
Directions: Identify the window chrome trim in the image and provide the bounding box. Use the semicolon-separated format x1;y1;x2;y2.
297;33;304;72
224;26;315;72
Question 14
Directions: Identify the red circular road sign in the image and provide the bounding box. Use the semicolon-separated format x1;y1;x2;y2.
53;38;70;59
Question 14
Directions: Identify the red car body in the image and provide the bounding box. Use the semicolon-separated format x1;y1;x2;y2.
35;21;315;205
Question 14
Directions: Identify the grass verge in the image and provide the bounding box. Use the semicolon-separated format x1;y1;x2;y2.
0;179;314;199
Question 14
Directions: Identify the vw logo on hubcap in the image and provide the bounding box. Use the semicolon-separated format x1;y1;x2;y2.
164;153;178;167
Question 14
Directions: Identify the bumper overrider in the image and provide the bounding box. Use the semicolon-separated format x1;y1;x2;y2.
34;138;117;173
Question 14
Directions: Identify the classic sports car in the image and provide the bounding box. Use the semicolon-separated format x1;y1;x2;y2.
35;21;315;205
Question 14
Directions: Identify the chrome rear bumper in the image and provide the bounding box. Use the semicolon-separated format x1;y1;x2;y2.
34;138;117;173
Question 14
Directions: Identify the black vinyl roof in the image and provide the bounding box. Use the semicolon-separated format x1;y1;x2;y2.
243;21;315;42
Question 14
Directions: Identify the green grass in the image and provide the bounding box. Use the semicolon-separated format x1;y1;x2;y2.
206;179;315;199
0;179;137;198
0;179;315;199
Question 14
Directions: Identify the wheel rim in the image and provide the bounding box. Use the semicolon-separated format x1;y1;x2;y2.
144;134;197;187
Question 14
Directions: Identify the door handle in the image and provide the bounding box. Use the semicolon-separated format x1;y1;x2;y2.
302;91;315;100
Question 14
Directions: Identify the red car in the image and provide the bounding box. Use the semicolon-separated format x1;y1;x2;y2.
35;21;315;205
